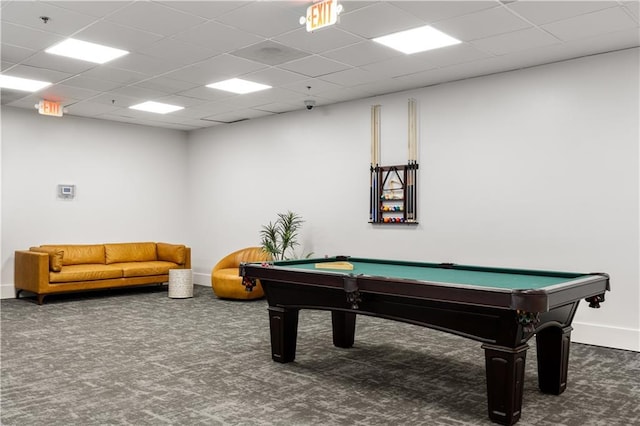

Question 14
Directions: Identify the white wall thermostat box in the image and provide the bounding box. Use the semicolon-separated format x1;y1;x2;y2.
57;184;75;200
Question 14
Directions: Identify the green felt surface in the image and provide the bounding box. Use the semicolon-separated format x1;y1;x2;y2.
282;259;586;290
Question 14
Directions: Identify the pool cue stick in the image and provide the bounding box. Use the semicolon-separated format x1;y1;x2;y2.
370;106;374;222
407;99;415;220
374;105;380;222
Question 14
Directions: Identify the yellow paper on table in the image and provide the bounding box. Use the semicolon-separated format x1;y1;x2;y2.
315;261;354;270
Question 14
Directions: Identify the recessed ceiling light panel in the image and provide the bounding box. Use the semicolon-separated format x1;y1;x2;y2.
129;101;184;114
45;38;129;64
373;25;461;54
206;78;272;94
0;75;52;92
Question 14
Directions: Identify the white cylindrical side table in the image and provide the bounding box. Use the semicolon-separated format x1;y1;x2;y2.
168;269;193;298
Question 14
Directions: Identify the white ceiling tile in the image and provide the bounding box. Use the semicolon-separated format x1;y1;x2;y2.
337;2;425;38
273;27;363;54
315;86;376;103
216;2;302;38
360;44;488;78
0;1;98;35
106;2;206;36
254;102;299;113
543;7;639;41
177;86;236;102
172;21;262;53
318;67;382;86
471;28;561;56
393;1;499;24
241;67;308;87
136;38;218;66
507;1;618;25
433;6;531;41
323;41;403;67
1;44;36;64
90;92;147;107
154;94;208;109
134;77;199;94
204;108;273;123
279;55;351;77
110;85;170;100
622;1;639;20
74;21;164;51
22;52;98;74
158;1;250;19
281;78;342;95
0;22;65;51
108;53;184;75
82;66;149;85
339;2;379;14
61;75;123;92
164;54;267;85
2;90;33;106
64;101;121;117
3;64;71;83
39;84;101;103
43;1;132;18
231;41;311;66
2;61;17;72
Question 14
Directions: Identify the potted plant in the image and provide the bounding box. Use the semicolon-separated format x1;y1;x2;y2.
260;211;311;260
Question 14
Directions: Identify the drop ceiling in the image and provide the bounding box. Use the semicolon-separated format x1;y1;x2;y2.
1;1;638;131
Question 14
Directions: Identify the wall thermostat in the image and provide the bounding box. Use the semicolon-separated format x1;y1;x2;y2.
57;184;75;200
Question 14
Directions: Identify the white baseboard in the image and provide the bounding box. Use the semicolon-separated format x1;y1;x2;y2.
571;321;639;352
193;272;210;287
1;283;16;299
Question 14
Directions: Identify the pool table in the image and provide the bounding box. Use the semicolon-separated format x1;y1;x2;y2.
240;256;609;425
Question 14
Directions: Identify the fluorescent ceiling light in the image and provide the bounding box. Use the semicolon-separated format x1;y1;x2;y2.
373;25;461;54
45;38;128;64
0;75;52;92
129;101;184;114
206;78;272;94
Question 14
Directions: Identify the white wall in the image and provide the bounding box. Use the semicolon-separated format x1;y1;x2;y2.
1;49;637;351
187;48;639;351
1;108;189;296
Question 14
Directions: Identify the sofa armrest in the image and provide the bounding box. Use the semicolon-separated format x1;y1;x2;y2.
14;250;50;294
184;247;191;269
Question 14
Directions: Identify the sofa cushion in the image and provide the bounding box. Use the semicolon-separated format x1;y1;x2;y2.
42;244;105;266
105;242;157;264
110;261;178;277
157;243;186;265
50;264;123;283
30;246;64;272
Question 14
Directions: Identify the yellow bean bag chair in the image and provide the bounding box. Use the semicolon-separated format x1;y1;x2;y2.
211;247;271;299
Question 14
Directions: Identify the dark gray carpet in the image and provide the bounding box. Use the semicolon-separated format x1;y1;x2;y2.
1;285;639;426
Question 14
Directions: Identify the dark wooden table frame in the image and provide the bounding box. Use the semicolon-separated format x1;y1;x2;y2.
241;259;609;425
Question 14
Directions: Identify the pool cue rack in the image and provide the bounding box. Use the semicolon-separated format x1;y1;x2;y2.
370;164;418;224
369;99;419;225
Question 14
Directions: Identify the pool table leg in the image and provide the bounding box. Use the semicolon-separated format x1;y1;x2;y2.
482;343;529;425
268;306;299;363
536;325;572;395
331;311;356;348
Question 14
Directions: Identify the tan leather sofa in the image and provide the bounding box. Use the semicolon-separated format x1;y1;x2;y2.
211;247;270;299
14;242;191;304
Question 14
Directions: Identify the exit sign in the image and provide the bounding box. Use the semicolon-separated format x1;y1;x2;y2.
302;0;342;32
37;100;63;117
